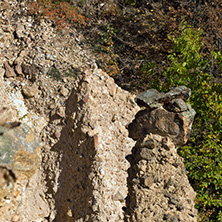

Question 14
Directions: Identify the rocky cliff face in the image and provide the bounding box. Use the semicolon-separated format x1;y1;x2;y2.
0;1;197;221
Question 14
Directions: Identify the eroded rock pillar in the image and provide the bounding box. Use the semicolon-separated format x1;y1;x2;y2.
125;86;198;222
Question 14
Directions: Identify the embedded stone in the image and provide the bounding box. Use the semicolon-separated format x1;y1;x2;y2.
15;64;23;76
0;123;41;179
21;63;38;82
4;62;16;78
139;148;155;161
141;176;154;188
15;23;25;39
22;85;39;98
59;86;69;97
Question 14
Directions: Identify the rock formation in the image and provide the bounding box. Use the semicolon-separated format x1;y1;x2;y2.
0;69;198;222
125;87;198;221
0;1;198;221
42;67;139;221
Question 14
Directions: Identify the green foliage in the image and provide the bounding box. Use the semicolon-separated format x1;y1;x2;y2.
119;0;137;6
63;67;80;79
47;67;79;80
47;67;62;80
89;24;119;76
212;51;222;73
144;21;222;221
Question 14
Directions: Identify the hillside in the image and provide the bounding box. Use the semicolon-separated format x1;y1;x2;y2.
0;0;222;221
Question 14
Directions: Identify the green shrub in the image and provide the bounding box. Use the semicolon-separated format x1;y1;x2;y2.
47;67;62;80
47;67;80;80
118;0;137;6
143;21;222;221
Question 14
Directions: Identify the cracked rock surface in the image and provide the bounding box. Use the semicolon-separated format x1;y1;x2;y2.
125;87;197;222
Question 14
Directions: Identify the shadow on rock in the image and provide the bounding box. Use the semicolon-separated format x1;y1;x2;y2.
44;89;96;222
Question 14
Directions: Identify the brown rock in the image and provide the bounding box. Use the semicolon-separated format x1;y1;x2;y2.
112;190;125;202
14;64;23;76
0;0;10;11
152;108;180;136
15;23;25;39
0;166;16;200
142;176;154;188
59;86;69;96
4;62;16;78
54;129;61;139
13;149;40;178
56;106;65;118
21;63;38;82
139;148;155;161
22;85;39;98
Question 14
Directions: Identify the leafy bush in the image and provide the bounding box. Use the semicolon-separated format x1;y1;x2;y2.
144;21;222;221
81;0;222;91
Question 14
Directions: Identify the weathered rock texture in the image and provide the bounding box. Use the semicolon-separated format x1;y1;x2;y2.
43;67;139;221
0;76;50;222
0;123;41;179
0;1;97;219
125;87;198;222
0;1;198;221
0;65;198;222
